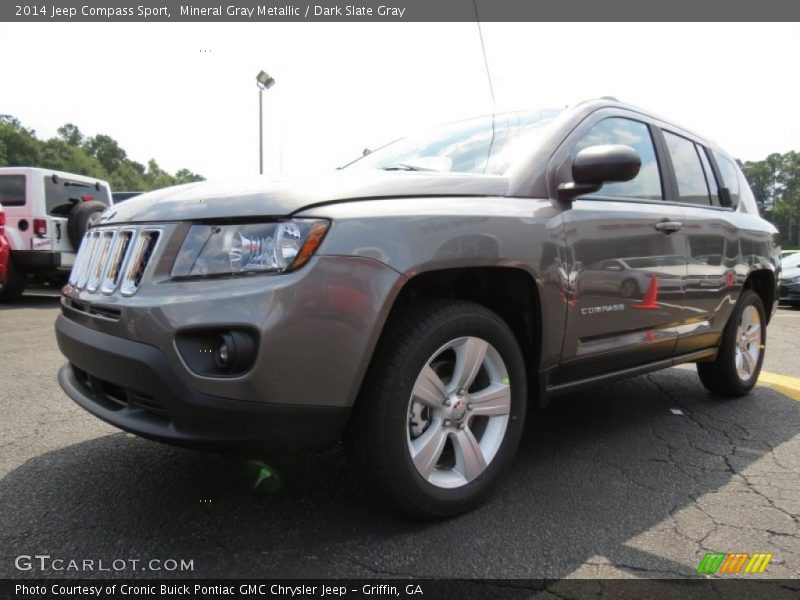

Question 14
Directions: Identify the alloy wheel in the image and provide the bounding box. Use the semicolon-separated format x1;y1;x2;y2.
406;336;511;489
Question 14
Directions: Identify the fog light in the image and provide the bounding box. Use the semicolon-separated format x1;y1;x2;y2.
213;331;255;374
215;337;232;369
175;328;258;377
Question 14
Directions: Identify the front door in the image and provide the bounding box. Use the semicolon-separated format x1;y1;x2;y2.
556;116;688;383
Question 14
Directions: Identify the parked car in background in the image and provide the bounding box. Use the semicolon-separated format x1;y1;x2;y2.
56;99;779;516
0;204;9;295
112;191;144;203
779;251;800;307
0;167;112;301
579;255;685;298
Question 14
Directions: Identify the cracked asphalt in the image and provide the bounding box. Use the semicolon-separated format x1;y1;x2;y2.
1;290;799;579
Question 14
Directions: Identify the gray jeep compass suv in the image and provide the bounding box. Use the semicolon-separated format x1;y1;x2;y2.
56;99;780;516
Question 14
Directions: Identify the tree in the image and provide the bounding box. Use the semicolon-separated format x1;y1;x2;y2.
0;115;43;167
85;134;127;173
0;115;205;192
40;138;106;179
174;168;204;185
743;151;800;247
57;123;84;147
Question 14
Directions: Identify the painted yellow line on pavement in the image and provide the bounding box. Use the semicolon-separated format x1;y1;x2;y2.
758;371;800;402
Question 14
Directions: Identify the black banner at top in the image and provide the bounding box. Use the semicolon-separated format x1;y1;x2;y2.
3;0;800;22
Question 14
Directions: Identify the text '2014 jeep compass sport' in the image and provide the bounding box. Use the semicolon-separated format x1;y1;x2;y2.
56;99;780;516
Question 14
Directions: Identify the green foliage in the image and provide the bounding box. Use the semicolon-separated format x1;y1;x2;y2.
0;115;43;167
743;151;800;247
0;116;204;192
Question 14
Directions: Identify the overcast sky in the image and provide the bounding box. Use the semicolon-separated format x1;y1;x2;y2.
1;22;798;181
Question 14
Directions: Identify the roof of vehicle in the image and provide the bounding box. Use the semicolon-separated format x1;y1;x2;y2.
569;98;726;155
0;166;111;186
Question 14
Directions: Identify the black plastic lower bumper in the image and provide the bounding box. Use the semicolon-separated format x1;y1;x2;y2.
12;249;63;268
55;314;350;452
779;282;800;306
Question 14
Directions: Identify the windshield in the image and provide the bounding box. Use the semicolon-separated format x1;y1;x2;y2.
345;109;561;175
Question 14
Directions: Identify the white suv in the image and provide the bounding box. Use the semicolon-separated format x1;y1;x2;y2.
0;167;112;301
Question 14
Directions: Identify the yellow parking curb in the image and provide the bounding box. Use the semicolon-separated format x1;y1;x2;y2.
758;371;800;402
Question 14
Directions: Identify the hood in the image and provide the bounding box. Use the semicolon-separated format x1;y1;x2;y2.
103;170;509;224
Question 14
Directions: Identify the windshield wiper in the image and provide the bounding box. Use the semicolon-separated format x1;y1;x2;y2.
380;163;435;172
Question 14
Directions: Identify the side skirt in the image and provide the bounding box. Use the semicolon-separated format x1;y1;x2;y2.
541;347;718;403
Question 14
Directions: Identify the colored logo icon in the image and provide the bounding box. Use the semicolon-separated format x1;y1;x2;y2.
696;552;773;574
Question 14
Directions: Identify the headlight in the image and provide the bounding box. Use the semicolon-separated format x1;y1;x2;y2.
172;219;329;278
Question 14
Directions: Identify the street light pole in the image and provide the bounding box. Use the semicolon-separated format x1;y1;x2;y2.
258;86;263;175
255;70;275;175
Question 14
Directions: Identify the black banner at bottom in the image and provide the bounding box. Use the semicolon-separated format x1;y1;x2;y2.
4;579;800;600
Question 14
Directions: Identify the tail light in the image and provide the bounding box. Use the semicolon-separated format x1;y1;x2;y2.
33;218;47;236
0;212;5;234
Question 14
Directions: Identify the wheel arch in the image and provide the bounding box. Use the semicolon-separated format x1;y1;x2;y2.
352;265;545;413
744;267;777;324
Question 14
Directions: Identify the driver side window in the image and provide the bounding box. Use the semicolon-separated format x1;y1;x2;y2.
574;118;663;201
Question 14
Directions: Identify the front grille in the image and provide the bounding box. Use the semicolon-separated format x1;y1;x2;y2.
69;227;161;296
63;297;122;320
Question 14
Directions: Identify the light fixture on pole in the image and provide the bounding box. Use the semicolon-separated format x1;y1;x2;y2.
256;70;275;175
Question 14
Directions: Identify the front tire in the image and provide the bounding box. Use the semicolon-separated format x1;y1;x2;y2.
344;300;527;517
697;289;766;397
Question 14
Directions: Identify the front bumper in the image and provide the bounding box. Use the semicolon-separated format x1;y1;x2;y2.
56;315;350;451
12;249;73;269
779;281;800;305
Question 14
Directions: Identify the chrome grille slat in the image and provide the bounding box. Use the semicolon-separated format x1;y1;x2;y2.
120;230;160;297
68;233;93;286
86;230;115;292
100;230;133;295
75;231;102;289
69;226;161;296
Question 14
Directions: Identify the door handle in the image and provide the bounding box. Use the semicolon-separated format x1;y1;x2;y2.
655;221;683;234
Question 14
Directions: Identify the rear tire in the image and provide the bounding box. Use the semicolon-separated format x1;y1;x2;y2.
697;289;766;397
67;201;107;248
0;258;27;302
344;300;527;517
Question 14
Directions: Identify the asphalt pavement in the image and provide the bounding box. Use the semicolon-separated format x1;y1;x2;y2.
1;289;799;579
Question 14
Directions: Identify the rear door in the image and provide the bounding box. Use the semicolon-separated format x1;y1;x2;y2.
554;113;689;383
661;136;743;353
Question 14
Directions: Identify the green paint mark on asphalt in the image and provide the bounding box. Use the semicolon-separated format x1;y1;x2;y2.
245;460;282;493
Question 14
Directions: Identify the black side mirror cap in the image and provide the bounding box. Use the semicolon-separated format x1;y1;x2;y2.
558;144;641;204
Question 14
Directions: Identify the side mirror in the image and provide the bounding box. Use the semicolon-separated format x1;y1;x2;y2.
558;144;641;204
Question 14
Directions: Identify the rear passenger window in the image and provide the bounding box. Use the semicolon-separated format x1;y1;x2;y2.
663;131;711;205
697;147;719;205
574;118;663;200
712;151;741;207
0;175;26;207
